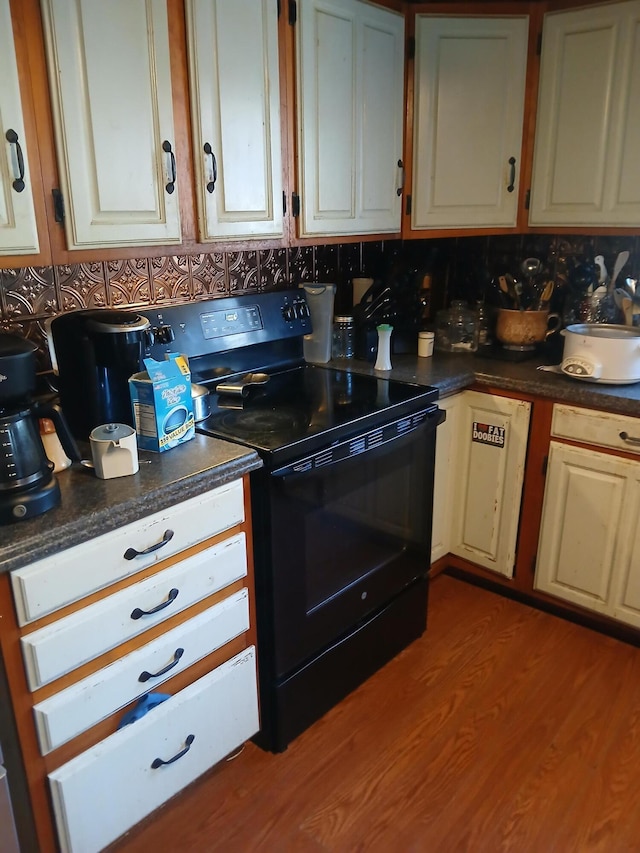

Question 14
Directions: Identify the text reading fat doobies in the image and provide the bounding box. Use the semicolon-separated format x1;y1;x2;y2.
472;422;506;448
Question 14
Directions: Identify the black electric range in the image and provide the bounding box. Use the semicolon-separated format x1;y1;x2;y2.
145;291;439;467
146;291;443;752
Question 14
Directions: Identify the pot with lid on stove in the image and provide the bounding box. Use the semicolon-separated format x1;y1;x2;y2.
46;308;153;439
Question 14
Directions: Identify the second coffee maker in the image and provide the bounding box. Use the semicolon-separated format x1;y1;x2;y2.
47;309;153;440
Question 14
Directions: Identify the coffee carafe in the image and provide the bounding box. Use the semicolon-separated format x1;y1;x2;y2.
0;334;79;524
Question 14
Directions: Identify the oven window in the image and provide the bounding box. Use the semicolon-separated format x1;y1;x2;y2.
271;426;432;616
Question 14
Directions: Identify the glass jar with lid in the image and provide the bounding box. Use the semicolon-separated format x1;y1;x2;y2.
332;315;354;358
435;300;478;352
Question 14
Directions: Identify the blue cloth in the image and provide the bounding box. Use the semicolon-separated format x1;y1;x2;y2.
117;692;170;729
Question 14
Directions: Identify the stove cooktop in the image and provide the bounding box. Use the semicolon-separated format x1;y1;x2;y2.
196;364;438;465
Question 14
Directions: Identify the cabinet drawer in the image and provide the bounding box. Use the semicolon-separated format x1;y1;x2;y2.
11;479;244;626
552;404;640;456
33;588;250;755
21;533;247;690
49;647;259;853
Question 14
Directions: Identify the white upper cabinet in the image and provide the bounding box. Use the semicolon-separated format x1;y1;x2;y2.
186;0;283;241
40;0;181;250
295;0;405;237
529;0;640;227
411;14;528;230
0;0;39;255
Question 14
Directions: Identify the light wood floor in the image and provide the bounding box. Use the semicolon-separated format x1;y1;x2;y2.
111;575;640;852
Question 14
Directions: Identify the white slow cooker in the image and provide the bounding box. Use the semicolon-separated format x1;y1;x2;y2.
560;324;640;384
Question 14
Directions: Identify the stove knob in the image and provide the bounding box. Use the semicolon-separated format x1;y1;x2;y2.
282;305;295;322
297;302;310;319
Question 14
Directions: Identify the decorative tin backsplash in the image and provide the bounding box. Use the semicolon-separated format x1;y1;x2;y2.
2;234;639;371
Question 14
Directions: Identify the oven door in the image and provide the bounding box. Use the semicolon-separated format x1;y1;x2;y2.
260;405;444;679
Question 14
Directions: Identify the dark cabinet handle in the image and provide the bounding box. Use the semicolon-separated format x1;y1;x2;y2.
5;129;25;193
151;734;195;769
396;158;404;197
203;142;217;193
507;156;516;193
130;587;179;620
620;431;640;446
138;647;184;682
162;140;176;194
124;529;174;561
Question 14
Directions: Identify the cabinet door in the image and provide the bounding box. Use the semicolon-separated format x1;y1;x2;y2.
40;0;181;249
296;0;404;236
431;394;460;563
186;0;283;240
0;0;39;255
451;390;530;577
534;442;631;614
411;15;528;230
529;0;640;226
612;467;640;627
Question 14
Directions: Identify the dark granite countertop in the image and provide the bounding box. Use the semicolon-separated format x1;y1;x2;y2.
0;434;262;576
4;352;639;577
332;351;640;416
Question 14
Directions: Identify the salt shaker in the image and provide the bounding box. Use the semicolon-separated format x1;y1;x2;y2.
374;324;393;371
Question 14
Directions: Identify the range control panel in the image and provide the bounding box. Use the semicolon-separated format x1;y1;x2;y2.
143;290;312;363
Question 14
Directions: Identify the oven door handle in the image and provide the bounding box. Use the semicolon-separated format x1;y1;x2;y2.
270;405;445;479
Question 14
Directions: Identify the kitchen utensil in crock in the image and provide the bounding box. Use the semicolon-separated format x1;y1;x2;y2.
608;250;630;293
495;308;560;351
594;255;608;286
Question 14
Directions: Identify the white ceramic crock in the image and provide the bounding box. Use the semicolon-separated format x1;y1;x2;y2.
560;324;640;384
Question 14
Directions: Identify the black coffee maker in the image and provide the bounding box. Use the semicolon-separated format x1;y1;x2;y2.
0;334;79;524
47;309;152;440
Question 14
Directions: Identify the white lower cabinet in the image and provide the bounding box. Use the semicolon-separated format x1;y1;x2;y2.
535;437;640;629
450;390;531;577
7;477;259;851
49;647;259;853
431;394;461;563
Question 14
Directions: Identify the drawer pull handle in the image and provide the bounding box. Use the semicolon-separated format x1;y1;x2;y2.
162;140;177;194
138;647;184;682
130;588;179;620
5;129;25;192
151;734;195;769
124;529;174;561
620;431;640;446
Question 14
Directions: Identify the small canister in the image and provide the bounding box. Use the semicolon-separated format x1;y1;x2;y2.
332;315;354;359
418;331;435;358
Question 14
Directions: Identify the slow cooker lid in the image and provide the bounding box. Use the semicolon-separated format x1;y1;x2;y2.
564;323;640;340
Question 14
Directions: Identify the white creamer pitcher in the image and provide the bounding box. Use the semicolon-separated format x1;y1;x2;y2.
89;423;139;479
